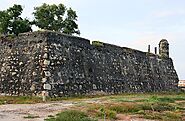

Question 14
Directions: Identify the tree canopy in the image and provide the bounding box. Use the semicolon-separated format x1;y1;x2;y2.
0;4;32;35
0;3;80;36
33;3;80;35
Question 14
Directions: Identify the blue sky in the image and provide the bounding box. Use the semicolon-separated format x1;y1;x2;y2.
0;0;184;79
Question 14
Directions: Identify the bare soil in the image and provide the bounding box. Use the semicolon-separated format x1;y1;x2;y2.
0;101;74;121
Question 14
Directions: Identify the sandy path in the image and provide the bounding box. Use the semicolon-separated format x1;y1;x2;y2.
0;102;75;121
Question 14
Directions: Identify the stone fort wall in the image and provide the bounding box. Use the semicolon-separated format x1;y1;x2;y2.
0;31;179;96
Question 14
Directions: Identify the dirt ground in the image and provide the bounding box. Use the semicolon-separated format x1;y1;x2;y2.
0;100;155;121
0;101;74;121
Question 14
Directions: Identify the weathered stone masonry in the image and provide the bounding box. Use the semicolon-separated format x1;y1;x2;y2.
0;31;179;96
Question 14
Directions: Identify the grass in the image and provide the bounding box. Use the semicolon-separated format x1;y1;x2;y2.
96;106;117;119
141;111;182;121
146;96;175;103
85;98;184;120
85;101;184;120
84;93;185;120
0;96;42;104
45;110;97;121
109;103;140;113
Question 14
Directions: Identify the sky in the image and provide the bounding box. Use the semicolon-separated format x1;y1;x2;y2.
0;0;184;79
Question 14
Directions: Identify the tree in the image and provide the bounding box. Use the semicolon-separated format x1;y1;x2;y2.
0;3;80;36
33;3;80;35
63;8;80;35
0;4;32;35
11;18;32;35
0;11;10;35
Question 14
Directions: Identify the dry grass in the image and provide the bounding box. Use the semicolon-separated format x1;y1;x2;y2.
0;96;42;104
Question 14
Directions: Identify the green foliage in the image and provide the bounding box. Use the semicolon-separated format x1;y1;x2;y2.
0;4;32;35
45;110;97;121
0;11;10;34
11;18;32;35
0;3;80;36
33;3;80;35
92;41;104;47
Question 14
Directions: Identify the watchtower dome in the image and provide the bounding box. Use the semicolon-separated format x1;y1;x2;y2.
159;39;169;58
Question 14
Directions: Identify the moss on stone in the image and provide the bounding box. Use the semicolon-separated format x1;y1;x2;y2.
92;41;104;47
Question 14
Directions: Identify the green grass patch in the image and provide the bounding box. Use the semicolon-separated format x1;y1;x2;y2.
45;110;97;121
